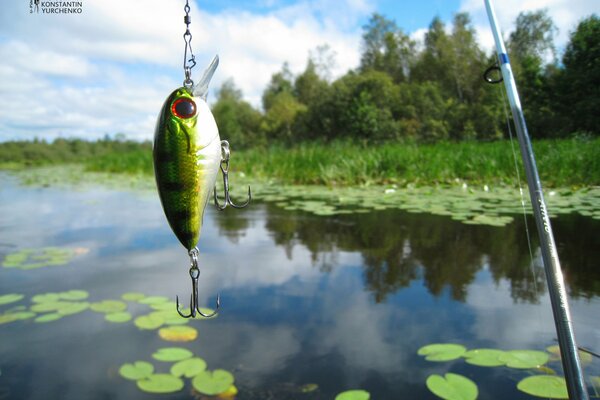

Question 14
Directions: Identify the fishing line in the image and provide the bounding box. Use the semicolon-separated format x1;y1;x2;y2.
497;76;540;299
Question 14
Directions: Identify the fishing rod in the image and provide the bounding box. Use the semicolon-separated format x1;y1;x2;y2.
483;1;590;399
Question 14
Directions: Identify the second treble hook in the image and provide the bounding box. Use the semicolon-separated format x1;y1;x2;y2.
213;140;252;210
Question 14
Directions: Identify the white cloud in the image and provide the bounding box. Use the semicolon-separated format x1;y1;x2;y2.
0;0;367;141
459;0;599;54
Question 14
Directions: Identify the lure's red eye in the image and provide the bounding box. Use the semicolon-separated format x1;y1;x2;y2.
172;98;197;119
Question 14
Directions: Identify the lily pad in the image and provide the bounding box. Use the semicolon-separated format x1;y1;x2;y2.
426;373;478;400
499;350;549;369
30;301;74;313
159;325;198;342
137;374;184;394
335;389;371;400
119;361;154;381
1;247;81;270
170;357;207;378
546;345;593;365
122;292;146;302
463;349;506;367
57;301;90;315
105;311;132;323
34;313;63;323
59;290;89;301
217;385;238;398
517;375;568;399
301;383;319;393
90;300;127;314
152;347;193;362
418;343;467;361
192;369;234;396
0;294;24;306
134;314;165;330
139;296;169;305
31;293;61;303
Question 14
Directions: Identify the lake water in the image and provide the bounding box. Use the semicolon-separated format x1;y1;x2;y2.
0;172;598;399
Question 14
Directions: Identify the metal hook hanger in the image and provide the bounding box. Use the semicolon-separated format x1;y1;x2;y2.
176;247;220;318
213;140;252;210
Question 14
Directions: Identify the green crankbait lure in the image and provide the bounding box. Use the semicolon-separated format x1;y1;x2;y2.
153;2;250;319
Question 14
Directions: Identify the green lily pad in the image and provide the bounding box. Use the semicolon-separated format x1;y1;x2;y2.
1;247;82;270
31;293;61;303
134;314;165;330
152;347;193;362
418;343;467;361
57;302;90;315
426;373;478;400
335;389;371;400
34;313;63;323
499;350;549;369
90;300;127;314
159;325;198;342
105;312;132;323
59;290;89;300
119;361;154;381
463;349;506;367
139;296;169;305
301;383;319;393
30;301;74;313
592;377;600;393
517;375;568;399
149;301;175;311
546;345;593;365
0;294;24;306
122;292;146;302
137;374;184;394
192;369;234;395
170;357;207;378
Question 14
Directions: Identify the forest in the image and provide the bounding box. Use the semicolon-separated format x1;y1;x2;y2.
211;10;599;147
0;10;598;186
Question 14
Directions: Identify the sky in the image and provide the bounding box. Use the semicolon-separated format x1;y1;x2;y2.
0;0;597;142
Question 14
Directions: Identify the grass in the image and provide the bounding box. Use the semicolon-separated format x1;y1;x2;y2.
1;137;598;187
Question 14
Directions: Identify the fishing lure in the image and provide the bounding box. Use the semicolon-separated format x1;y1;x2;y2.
153;1;250;318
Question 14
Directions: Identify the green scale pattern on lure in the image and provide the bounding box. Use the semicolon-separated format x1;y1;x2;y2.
153;87;221;251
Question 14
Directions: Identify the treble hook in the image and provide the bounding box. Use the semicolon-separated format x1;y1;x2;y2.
176;247;220;318
213;140;252;210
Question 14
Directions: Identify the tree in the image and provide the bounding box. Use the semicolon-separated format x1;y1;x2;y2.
507;10;559;137
556;15;600;135
212;79;264;148
262;63;294;112
360;13;415;83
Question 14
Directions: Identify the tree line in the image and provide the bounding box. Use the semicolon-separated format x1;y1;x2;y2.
212;11;599;147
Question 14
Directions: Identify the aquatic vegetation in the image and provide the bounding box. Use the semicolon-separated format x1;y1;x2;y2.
517;376;568;399
105;312;132;323
334;389;371;400
170;358;207;378
158;325;198;342
426;373;478;400
152;347;194;362
137;373;184;394
90;300;128;314
463;349;505;367
119;361;154;381
119;347;234;396
0;294;24;306
192;369;234;396
498;350;550;369
1;247;88;270
417;343;467;361
121;292;146;302
417;343;584;399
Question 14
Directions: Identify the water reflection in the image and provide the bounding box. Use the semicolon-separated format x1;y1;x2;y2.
214;202;599;303
1;173;599;400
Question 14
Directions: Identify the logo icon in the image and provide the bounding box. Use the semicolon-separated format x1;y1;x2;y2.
34;0;40;13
